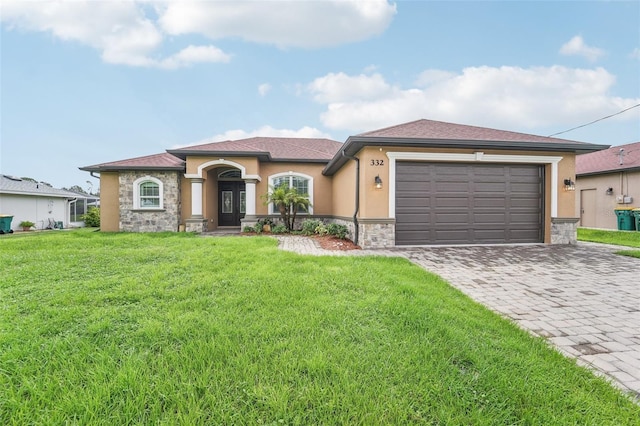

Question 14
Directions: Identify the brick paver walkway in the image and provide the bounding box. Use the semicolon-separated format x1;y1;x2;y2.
276;236;640;399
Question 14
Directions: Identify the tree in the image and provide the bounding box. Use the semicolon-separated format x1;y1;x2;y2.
262;184;311;231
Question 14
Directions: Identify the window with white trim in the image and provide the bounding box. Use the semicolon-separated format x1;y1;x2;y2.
269;172;313;214
133;176;164;210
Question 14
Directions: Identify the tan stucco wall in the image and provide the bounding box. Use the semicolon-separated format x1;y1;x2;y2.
179;175;191;226
576;171;640;229
331;160;356;218
256;163;332;216
99;172;120;231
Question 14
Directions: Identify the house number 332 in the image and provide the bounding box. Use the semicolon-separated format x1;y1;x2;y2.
370;159;384;166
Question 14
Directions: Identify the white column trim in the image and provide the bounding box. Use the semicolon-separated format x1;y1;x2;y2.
385;152;563;218
245;180;257;216
190;178;203;218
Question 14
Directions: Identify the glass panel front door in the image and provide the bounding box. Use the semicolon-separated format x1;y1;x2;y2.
218;181;246;226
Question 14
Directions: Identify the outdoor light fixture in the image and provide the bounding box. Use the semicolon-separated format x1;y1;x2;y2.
606;187;614;195
374;175;383;189
563;178;575;192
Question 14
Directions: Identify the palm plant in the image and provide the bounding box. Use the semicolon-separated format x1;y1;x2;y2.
262;184;311;231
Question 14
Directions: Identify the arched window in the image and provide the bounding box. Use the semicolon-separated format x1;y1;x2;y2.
133;176;164;210
268;172;313;214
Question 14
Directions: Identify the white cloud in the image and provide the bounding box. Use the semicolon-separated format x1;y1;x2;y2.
307;66;640;132
0;1;225;68
258;83;272;97
158;0;396;48
560;36;605;62
308;72;392;103
160;45;231;69
173;126;333;148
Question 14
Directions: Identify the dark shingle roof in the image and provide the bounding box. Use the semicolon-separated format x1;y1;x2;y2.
576;141;640;176
324;119;610;175
167;137;343;161
359;119;592;144
80;153;185;172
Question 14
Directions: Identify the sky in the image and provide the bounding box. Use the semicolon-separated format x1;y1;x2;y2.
1;0;639;192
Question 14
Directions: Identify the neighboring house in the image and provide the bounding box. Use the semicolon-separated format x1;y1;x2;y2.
80;119;607;248
0;175;93;231
575;141;640;229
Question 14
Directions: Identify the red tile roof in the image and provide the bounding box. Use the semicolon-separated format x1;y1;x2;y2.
169;137;343;161
80;152;185;171
359;119;590;145
576;141;640;175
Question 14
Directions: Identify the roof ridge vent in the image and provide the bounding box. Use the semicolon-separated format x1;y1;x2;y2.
3;175;23;181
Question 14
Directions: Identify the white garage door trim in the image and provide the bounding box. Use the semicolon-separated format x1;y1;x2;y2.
386;152;563;218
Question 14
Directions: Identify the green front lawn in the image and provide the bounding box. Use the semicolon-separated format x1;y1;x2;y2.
1;231;638;424
578;227;640;258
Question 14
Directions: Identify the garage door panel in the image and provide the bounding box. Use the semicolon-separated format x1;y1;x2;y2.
396;162;543;245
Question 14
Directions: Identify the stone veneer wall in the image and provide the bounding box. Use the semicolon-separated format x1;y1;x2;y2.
119;171;181;232
550;217;579;245
327;217;395;249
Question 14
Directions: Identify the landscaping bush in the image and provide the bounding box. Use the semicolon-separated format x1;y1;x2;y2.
81;207;100;227
271;224;287;234
301;219;322;235
327;223;348;239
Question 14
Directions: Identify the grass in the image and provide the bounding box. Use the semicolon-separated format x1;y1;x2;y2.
1;230;638;424
578;227;640;258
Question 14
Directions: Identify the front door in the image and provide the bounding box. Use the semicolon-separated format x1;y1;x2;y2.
218;181;246;226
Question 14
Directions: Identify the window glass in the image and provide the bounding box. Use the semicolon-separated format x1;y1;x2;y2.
270;175;311;214
140;182;160;207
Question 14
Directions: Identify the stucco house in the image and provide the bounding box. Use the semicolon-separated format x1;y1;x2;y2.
80;119;607;248
575;141;640;229
0;175;92;231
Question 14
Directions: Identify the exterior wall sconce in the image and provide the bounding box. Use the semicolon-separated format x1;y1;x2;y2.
374;175;383;189
563;178;575;191
606;187;614;195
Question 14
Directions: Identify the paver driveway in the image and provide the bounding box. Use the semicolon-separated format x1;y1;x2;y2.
391;243;639;398
277;237;640;399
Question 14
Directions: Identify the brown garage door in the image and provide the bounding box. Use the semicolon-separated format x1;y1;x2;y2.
396;162;543;245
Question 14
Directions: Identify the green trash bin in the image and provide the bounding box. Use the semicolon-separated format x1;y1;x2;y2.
631;209;640;232
614;208;636;231
0;215;14;234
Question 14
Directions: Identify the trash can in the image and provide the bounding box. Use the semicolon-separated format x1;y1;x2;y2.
614;208;636;231
631;209;640;232
0;215;14;234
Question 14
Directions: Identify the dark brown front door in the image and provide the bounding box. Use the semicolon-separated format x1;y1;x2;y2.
218;181;246;226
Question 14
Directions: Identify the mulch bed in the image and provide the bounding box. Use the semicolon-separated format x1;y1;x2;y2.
312;235;361;251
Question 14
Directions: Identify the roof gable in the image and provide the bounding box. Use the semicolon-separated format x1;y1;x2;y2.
576;141;640;176
324;119;610;175
167;137;343;161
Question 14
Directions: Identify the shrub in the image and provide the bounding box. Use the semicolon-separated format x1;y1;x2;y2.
242;226;254;233
301;219;322;235
253;222;263;234
315;223;328;236
271;224;287;234
327;223;348;239
82;207;100;227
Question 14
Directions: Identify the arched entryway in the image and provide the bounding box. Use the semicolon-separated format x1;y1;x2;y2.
217;169;245;226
